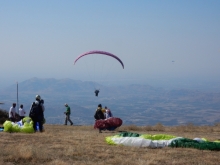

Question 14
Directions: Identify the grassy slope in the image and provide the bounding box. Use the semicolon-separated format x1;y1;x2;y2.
0;124;220;165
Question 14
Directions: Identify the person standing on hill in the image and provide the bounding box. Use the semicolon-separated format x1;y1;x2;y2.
105;106;113;119
9;103;16;122
64;103;73;125
29;95;44;132
19;104;26;120
94;104;105;133
40;99;46;130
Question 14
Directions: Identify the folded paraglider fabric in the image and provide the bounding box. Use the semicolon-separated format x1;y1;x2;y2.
94;117;123;130
106;133;181;148
106;132;220;150
170;138;220;151
140;134;177;140
118;132;140;137
3;120;13;132
107;137;172;148
3;117;35;133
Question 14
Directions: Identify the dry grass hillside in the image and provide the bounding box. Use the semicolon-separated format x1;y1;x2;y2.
0;123;220;165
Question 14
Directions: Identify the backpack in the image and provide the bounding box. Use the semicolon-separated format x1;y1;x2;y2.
94;109;104;120
94;110;99;120
29;102;42;119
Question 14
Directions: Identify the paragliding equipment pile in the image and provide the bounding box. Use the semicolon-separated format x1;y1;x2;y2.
3;117;35;133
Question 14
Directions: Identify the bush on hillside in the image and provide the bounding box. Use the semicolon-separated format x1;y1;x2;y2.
0;109;9;124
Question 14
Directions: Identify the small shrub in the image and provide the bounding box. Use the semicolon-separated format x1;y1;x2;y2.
214;122;220;127
143;125;153;131
126;125;140;131
153;123;165;131
0;109;8;124
119;125;142;131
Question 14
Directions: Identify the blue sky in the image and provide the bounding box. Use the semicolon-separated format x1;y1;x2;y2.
0;0;220;90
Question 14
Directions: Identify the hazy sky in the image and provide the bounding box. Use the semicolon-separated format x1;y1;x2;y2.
1;0;220;89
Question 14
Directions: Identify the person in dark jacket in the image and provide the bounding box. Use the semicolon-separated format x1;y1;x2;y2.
29;95;44;132
94;104;105;133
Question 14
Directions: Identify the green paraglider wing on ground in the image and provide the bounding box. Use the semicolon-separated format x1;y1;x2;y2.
106;132;220;151
170;138;220;151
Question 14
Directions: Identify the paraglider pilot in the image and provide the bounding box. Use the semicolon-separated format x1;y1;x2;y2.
94;89;100;97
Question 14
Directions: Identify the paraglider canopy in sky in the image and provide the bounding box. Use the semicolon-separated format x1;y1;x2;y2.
73;50;124;96
74;50;124;69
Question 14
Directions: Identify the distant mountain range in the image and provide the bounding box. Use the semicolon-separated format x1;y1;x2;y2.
0;77;220;126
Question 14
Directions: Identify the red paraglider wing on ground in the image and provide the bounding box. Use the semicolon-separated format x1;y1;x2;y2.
74;50;124;69
94;117;123;129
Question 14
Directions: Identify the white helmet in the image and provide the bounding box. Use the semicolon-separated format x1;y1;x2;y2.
64;103;68;106
36;95;41;100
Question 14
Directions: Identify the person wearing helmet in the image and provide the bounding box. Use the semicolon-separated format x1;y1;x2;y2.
94;104;105;120
64;103;73;125
29;95;45;132
9;103;16;122
94;104;105;133
36;95;41;101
